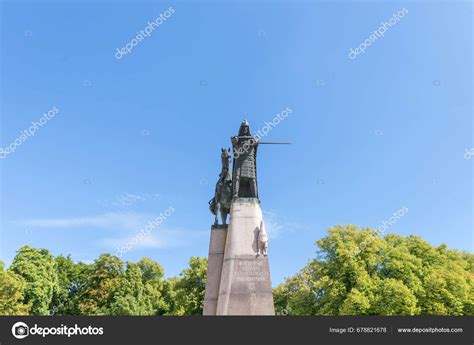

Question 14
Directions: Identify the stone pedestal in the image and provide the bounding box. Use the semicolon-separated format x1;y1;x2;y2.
203;225;228;315
215;200;275;315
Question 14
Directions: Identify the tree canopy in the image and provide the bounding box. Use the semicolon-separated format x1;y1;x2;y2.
9;246;58;315
274;225;474;316
0;261;30;315
1;226;472;316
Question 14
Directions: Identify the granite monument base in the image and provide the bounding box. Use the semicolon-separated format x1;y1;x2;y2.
215;200;275;315
203;225;228;315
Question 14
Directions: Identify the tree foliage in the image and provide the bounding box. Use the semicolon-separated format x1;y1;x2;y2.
1;248;208;316
50;255;88;315
9;246;58;315
0;261;31;315
169;257;207;315
2;227;472;316
274;225;474;316
77;254;124;315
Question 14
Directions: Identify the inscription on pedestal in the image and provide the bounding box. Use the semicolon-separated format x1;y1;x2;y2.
227;257;273;297
235;261;266;282
220;256;274;314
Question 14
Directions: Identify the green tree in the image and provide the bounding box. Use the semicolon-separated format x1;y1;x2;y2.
274;225;474;316
162;276;180;315
137;258;169;315
107;257;170;315
50;255;90;315
0;261;31;315
77;254;124;315
170;257;207;315
9;246;58;315
108;262;154;315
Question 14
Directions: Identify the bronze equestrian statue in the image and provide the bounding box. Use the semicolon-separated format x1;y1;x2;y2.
209;148;233;225
209;121;290;224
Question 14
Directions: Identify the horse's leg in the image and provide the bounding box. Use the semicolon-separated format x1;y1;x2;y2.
216;202;221;225
213;185;220;225
213;199;218;226
221;207;227;225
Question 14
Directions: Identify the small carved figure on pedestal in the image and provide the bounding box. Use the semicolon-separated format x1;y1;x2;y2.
256;220;268;257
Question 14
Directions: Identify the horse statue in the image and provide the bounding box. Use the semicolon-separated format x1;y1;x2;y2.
209;148;233;226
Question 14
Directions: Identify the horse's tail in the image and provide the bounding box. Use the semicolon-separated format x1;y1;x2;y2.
208;197;216;215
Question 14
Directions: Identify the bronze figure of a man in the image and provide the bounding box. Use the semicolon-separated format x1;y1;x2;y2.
231;120;259;199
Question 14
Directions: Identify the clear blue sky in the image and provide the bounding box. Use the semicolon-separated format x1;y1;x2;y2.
0;0;472;285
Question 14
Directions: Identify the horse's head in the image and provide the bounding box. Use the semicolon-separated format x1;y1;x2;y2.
221;148;231;168
219;148;232;181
